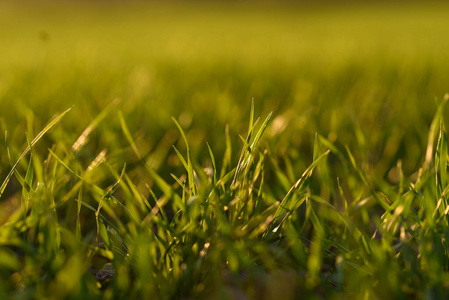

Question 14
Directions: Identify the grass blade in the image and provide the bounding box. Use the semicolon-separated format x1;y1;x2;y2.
0;107;71;199
172;117;196;195
72;98;120;153
265;149;330;237
206;142;217;185
425;97;448;171
118;109;142;159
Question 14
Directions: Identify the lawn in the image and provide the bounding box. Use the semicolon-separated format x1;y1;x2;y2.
1;1;449;299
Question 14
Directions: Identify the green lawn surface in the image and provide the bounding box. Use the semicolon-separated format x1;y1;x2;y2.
1;1;449;299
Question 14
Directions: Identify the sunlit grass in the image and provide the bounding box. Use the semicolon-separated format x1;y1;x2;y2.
2;1;449;299
2;97;449;299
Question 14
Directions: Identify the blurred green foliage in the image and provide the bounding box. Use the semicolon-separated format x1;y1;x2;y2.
1;1;448;174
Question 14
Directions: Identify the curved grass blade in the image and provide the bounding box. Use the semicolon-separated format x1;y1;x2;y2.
0;107;72;199
172;145;188;171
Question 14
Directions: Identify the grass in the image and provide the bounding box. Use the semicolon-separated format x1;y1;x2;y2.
2;1;449;299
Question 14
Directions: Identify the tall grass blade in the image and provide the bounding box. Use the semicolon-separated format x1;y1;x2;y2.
220;124;232;179
172;117;196;195
206;142;217;185
425;97;448;171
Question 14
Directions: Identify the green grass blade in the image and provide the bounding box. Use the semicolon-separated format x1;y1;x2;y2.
313;132;319;162
172;145;188;171
249;112;272;151
206;142;217;185
172;117;196;195
76;186;83;242
147;168;173;198
337;177;349;213
220;124;232;179
24;154;34;189
0;107;71;198
171;173;189;194
48;149;83;181
266;149;330;236
118;109;142;159
248;98;255;138
425;97;448;171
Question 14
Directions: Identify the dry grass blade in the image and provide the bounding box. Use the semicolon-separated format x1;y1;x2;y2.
72;98;120;153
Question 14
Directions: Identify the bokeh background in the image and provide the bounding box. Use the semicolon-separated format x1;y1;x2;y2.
1;0;449;192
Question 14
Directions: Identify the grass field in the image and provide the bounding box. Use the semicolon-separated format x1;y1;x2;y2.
1;1;449;299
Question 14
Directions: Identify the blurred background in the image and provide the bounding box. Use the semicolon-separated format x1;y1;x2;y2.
1;0;449;193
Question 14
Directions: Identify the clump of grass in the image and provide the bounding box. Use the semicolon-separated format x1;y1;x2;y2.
1;97;449;299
